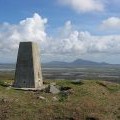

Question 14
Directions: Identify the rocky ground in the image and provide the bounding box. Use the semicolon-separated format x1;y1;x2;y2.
0;79;120;120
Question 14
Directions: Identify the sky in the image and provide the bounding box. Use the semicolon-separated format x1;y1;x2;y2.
0;0;120;63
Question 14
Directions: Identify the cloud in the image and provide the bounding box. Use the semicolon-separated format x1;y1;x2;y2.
0;13;47;53
58;0;105;13
45;21;120;55
0;13;120;62
101;17;120;29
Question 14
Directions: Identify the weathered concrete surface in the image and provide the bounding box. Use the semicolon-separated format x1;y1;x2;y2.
13;42;43;88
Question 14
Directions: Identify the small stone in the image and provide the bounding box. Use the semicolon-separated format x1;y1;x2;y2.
50;85;60;94
6;86;11;90
37;96;46;100
53;96;58;101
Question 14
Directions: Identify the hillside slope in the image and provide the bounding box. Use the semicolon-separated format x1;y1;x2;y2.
0;79;120;120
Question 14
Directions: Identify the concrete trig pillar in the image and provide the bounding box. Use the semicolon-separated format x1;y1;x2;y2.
13;42;43;88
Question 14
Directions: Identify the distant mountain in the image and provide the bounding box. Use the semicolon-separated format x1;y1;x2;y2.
71;59;109;65
43;59;109;67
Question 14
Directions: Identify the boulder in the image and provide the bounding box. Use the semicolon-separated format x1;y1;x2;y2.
49;84;60;94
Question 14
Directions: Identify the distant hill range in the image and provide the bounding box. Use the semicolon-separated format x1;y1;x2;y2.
0;59;119;68
43;59;111;67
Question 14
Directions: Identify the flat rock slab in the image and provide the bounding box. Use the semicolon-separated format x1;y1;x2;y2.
13;85;47;91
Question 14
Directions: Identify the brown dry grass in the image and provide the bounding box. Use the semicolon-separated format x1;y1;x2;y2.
0;79;120;120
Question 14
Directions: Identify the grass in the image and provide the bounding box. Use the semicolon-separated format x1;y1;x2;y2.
0;77;120;120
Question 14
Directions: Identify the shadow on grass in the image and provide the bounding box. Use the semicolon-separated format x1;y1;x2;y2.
55;117;74;120
96;81;120;92
60;86;71;91
86;117;99;120
96;82;107;88
58;92;68;102
71;81;84;86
